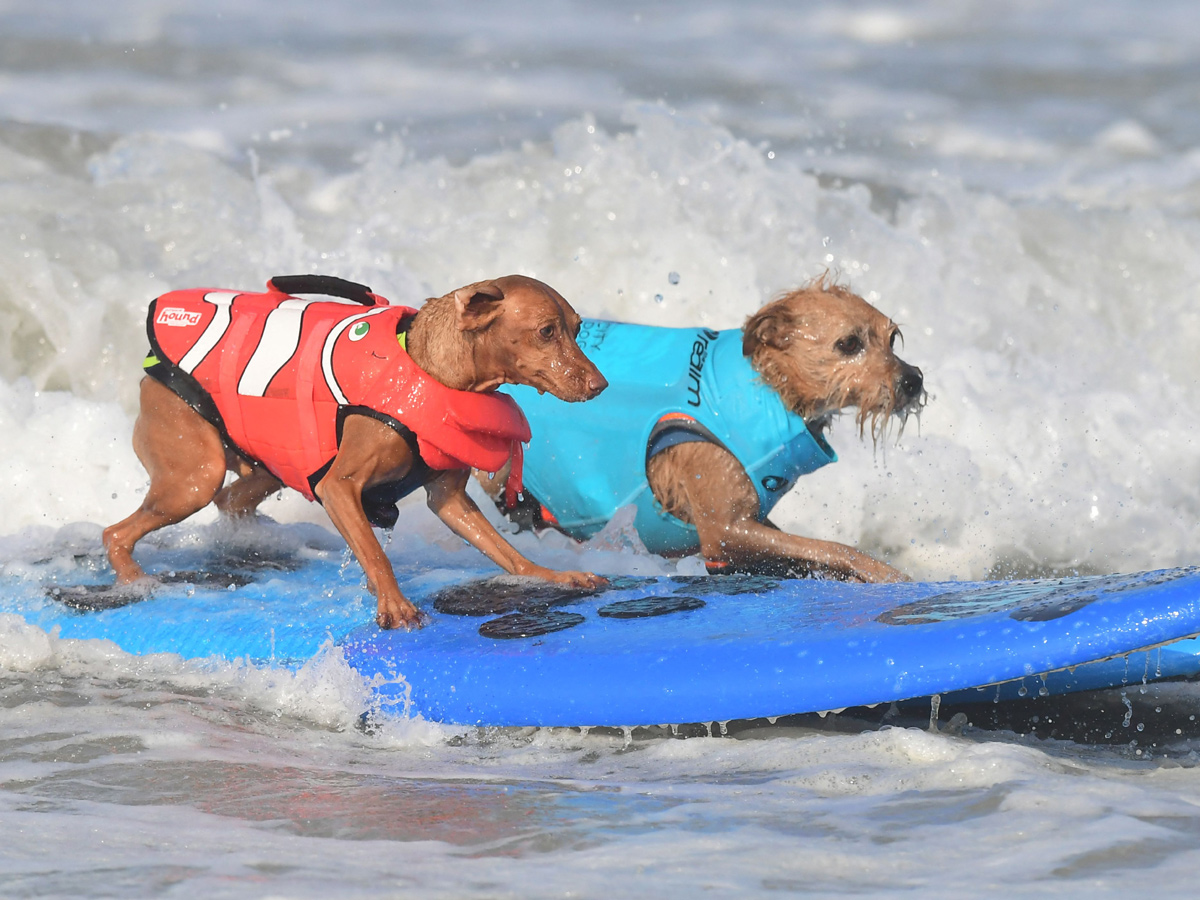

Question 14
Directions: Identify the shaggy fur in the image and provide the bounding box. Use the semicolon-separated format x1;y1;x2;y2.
743;277;921;439
645;276;925;582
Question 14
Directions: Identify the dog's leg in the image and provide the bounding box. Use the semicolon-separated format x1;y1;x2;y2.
470;461;509;503
313;414;424;629
424;469;604;587
649;442;909;583
103;379;229;584
213;461;283;519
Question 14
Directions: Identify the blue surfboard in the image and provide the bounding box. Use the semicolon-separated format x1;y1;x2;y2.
7;555;1200;726
347;567;1200;725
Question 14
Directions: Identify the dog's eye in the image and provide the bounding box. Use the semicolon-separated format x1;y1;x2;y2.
835;335;863;356
539;323;556;340
890;329;902;350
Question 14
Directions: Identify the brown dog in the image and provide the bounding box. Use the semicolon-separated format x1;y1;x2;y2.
486;276;924;583
103;275;608;629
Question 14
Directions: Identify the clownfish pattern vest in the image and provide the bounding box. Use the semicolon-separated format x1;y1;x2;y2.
504;320;837;555
143;279;530;506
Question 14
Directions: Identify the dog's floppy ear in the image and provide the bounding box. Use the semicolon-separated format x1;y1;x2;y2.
454;283;505;332
742;306;792;356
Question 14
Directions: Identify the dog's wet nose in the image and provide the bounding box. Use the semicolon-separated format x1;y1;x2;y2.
586;371;609;399
897;363;923;404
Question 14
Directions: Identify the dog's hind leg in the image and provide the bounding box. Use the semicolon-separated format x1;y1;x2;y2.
213;460;283;519
102;378;229;584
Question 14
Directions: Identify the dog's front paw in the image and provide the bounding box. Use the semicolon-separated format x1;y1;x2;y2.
376;596;424;631
546;569;608;589
858;561;911;584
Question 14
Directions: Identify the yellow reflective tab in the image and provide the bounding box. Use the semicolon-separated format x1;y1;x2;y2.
142;355;160;368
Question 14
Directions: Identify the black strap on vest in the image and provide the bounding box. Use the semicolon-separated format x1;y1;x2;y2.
143;299;253;464
396;312;416;339
644;415;727;463
268;274;375;305
305;406;436;529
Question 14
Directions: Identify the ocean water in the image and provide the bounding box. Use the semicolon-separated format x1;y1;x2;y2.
3;0;1200;895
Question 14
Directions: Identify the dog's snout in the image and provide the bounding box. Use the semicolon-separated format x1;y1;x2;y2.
586;371;608;399
897;363;924;405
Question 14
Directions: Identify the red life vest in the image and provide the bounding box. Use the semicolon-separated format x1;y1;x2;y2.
146;282;529;505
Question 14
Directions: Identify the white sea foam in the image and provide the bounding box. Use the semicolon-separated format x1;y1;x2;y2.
3;101;1199;578
5;1;1200;896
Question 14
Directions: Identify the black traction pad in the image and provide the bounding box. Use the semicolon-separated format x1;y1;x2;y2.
666;575;780;596
875;568;1200;626
597;595;706;618
431;577;606;617
47;571;254;613
47;583;154;612
432;573;783;619
203;548;302;573
478;609;587;639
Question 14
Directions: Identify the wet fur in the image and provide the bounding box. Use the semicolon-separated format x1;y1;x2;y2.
406;277;594;398
740;277;922;438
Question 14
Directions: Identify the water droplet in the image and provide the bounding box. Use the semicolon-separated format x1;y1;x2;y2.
668;271;680;285
654;294;664;303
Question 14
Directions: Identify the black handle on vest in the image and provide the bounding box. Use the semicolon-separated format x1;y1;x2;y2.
269;274;375;305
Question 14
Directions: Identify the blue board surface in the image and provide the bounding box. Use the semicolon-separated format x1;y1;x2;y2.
349;568;1200;725
7;558;1200;726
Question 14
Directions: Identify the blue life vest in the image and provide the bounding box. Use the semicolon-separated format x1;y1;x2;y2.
503;320;837;555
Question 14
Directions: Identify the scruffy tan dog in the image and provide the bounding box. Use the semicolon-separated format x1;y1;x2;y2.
489;276;924;583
